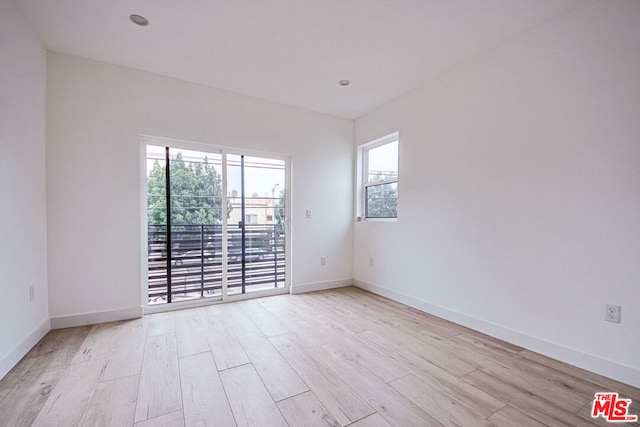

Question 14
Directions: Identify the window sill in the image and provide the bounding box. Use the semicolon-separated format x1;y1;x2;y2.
358;217;397;223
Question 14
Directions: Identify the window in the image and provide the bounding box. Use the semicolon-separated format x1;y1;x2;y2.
360;133;398;219
245;214;258;224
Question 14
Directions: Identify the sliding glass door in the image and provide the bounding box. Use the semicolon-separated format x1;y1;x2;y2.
145;141;288;307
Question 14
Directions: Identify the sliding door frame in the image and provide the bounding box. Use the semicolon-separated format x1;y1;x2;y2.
140;135;291;314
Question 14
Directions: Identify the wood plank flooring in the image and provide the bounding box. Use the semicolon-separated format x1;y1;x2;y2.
1;287;638;427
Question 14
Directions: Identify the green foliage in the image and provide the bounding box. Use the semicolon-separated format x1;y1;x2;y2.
275;189;285;228
147;160;167;225
147;153;229;225
366;176;397;218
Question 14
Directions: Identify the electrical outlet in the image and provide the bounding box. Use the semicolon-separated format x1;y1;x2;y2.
369;257;374;267
29;285;35;302
605;304;621;323
320;256;326;266
306;209;312;219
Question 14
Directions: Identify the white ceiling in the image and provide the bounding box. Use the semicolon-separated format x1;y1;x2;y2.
15;0;579;119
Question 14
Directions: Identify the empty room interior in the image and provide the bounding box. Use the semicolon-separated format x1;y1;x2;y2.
1;0;639;426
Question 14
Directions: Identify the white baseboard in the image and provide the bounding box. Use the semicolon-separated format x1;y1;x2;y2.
50;306;143;329
291;278;353;295
353;278;640;389
0;318;50;380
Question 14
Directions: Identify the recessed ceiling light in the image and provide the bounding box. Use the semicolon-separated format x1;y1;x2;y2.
339;80;350;86
130;14;149;26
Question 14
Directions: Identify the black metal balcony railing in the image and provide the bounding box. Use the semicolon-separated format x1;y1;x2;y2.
148;224;285;304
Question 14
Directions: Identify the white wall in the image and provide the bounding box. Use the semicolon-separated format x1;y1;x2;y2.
0;0;50;378
354;0;640;387
46;53;353;324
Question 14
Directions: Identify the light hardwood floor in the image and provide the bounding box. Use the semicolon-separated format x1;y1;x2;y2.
1;287;638;426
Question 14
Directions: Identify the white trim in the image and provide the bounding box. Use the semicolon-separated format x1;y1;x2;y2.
284;156;293;293
353;278;640;389
291;278;353;295
140;134;290;162
221;151;229;300
50;306;143;329
0;318;50;380
363;217;397;223
225;287;290;302
140;139;150;311
145;296;224;314
145;287;289;314
360;131;400;151
354;145;363;220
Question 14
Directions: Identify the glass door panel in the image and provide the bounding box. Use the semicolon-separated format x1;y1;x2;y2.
146;145;224;305
226;154;286;295
146;145;169;304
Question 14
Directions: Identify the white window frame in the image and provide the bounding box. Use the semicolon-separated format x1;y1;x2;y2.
357;131;399;221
